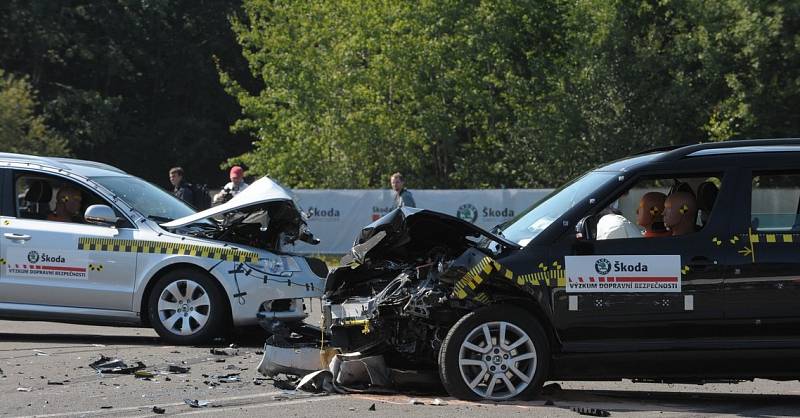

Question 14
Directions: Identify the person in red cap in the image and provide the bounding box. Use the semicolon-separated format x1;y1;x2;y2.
213;166;249;205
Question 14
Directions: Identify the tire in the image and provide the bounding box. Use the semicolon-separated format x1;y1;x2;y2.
147;268;229;345
438;305;550;401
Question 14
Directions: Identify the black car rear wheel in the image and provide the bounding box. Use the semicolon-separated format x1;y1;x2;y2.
439;305;550;401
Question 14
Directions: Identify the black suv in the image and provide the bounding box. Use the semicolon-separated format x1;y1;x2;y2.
322;139;800;401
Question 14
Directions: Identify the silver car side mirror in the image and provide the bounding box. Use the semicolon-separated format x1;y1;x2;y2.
84;204;119;226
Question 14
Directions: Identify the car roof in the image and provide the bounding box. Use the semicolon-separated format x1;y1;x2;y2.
0;152;128;178
597;138;800;172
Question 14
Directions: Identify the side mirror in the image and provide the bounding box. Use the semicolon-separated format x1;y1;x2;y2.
575;216;591;240
85;204;120;226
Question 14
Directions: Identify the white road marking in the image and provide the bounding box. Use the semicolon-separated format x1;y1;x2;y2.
12;391;291;418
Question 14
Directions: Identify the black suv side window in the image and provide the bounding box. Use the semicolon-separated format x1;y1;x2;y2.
592;174;722;240
751;171;800;232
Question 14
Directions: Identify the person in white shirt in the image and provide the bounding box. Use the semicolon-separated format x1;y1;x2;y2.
213;166;249;205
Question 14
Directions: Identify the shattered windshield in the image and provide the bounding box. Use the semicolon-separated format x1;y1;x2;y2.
91;175;196;221
500;171;617;246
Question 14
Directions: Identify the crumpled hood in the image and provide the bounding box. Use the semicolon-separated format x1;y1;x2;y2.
162;176;294;228
342;207;520;265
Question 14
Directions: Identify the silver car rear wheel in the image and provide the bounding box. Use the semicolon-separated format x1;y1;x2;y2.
157;279;211;336
458;321;537;400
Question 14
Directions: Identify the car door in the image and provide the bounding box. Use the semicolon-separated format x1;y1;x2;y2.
554;171;732;350
724;165;800;341
0;170;137;311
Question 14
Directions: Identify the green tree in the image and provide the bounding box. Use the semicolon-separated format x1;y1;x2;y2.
0;70;70;156
0;0;252;185
224;0;572;188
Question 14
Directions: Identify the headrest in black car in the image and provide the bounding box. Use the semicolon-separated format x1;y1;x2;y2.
697;181;719;211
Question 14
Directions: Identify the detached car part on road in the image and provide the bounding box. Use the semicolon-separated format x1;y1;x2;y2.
0;153;325;344
321;139;800;401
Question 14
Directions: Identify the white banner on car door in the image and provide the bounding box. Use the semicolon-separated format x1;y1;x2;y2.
564;255;681;293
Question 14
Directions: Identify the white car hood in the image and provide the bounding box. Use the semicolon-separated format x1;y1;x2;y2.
162;176;294;228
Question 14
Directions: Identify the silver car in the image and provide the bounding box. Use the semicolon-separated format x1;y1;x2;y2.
0;153;325;344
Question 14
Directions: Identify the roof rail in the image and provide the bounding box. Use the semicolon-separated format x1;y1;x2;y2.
659;138;800;161
633;143;691;155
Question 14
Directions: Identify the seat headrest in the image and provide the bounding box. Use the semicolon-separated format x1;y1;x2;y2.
24;180;53;203
697;181;719;211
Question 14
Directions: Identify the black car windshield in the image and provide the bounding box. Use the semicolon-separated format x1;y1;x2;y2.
91;175;196;221
500;171;618;246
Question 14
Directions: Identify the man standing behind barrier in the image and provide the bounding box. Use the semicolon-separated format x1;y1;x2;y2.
213;166;249;205
169;166;194;205
390;172;416;208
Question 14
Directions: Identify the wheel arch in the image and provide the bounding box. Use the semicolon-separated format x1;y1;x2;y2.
139;262;232;328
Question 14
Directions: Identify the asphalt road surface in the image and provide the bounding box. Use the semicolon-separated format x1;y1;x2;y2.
2;320;800;417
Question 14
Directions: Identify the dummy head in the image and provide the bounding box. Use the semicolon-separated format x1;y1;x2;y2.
637;192;667;229
664;192;697;236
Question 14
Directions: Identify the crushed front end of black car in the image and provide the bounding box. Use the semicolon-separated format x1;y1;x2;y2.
322;207;521;371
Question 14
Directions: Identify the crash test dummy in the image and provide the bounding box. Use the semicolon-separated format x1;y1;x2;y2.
663;192;698;236
637;192;671;238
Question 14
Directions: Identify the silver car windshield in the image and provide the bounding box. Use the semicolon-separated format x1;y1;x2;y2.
500;171;618;246
91;175;196;221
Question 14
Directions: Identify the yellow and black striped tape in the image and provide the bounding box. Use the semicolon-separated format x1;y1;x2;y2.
77;238;259;263
453;257;566;300
749;232;796;244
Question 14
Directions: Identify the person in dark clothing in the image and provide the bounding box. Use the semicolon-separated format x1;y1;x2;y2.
390;172;416;208
169;166;194;204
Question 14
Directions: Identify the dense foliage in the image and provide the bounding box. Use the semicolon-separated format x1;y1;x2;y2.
226;0;800;188
1;1;798;188
0;0;253;186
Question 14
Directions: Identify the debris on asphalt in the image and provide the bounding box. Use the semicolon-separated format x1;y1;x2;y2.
571;407;612;417
184;399;209;408
152;406;166;414
544;400;555;406
273;376;301;391
89;355;146;375
209;346;239;356
257;341;323;377
409;399;425;405
33;349;48;356
368;403;376;411
134;370;155;379
100;406;113;410
16;387;32;392
46;380;68;385
215;373;241;383
167;365;191;374
431;398;447;406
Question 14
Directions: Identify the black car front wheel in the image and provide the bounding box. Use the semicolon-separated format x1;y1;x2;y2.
439;305;550;401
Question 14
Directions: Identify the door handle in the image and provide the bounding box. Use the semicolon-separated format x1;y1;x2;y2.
4;233;31;242
688;256;715;271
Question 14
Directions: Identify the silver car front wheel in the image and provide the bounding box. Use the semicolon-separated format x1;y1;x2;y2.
147;269;228;344
157;279;211;336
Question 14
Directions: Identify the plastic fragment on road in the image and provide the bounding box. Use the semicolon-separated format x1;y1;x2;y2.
209;345;239;356
152;406;166;414
167;365;191;374
572;407;612;417
16;387;32;392
184;399;209;408
257;342;325;377
431;398;447;406
89;355;146;375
